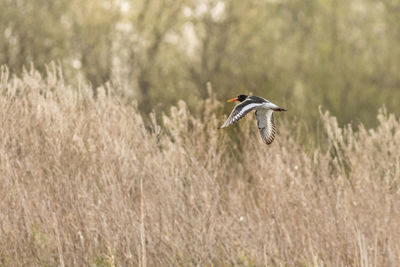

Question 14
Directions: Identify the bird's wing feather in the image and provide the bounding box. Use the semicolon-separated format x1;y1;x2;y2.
220;100;264;128
255;109;276;145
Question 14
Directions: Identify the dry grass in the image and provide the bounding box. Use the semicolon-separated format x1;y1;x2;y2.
1;66;400;266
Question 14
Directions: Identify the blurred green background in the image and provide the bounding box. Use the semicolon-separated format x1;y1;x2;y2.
1;0;400;127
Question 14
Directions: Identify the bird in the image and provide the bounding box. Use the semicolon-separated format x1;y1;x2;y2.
220;94;286;145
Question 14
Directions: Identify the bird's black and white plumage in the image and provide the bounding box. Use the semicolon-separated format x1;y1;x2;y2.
221;95;286;145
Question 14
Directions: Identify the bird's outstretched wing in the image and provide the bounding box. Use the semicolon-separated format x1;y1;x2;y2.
220;100;264;128
255;109;276;145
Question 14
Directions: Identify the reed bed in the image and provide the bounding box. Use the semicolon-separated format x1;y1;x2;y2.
0;67;399;266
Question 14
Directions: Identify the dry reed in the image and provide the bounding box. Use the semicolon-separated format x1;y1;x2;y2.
0;66;400;266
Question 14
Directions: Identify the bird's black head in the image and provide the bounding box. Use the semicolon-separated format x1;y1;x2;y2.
237;95;248;102
227;94;248;103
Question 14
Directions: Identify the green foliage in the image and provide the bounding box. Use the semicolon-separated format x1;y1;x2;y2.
1;0;400;127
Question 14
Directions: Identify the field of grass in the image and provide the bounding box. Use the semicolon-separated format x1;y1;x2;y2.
1;66;400;266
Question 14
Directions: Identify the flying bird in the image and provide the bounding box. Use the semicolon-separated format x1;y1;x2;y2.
220;95;286;145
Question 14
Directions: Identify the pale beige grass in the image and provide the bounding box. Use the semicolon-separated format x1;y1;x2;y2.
0;66;400;266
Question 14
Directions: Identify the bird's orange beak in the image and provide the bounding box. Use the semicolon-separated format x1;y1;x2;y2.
227;97;238;102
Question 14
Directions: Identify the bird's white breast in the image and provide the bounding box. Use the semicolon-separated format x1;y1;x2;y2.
256;102;278;111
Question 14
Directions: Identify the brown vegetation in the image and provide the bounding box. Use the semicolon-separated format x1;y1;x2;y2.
1;67;400;266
